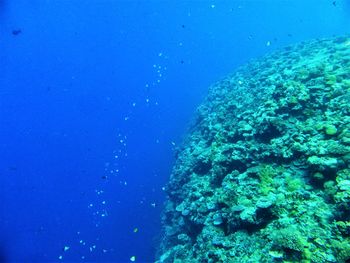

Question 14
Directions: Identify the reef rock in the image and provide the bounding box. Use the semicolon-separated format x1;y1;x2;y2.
157;36;350;263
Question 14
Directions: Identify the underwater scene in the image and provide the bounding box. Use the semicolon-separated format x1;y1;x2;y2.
1;1;350;262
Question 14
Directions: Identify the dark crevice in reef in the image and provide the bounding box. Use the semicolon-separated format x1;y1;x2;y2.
335;205;350;223
309;168;338;189
254;207;275;229
282;248;303;262
227;208;275;235
227;133;245;143
255;124;282;143
212;162;247;187
210;173;226;188
221;219;229;236
184;220;204;244
226;160;247;174
193;160;212;175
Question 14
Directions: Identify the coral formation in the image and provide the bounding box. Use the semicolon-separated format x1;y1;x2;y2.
157;36;350;262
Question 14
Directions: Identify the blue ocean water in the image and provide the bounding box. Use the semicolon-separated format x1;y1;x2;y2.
0;1;349;262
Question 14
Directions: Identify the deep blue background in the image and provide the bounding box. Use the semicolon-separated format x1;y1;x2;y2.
0;1;349;262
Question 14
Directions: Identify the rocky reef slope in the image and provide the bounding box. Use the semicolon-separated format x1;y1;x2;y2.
157;36;350;263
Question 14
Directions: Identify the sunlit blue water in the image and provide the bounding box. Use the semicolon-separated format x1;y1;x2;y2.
0;1;349;262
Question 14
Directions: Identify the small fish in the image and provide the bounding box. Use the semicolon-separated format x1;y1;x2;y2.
12;29;22;36
8;166;17;171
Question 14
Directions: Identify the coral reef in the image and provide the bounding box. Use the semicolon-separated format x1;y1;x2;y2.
157;36;350;262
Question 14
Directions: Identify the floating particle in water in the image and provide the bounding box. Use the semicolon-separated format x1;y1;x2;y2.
63;246;70;252
95;190;104;195
266;41;271;46
151;203;156;208
211;4;215;8
89;245;97;252
133;228;138;233
130;256;136;262
58;255;63;260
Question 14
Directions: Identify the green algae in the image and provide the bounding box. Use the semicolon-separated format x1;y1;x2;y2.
157;36;350;263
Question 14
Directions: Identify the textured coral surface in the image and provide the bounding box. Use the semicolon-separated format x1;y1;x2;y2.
157;36;350;263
